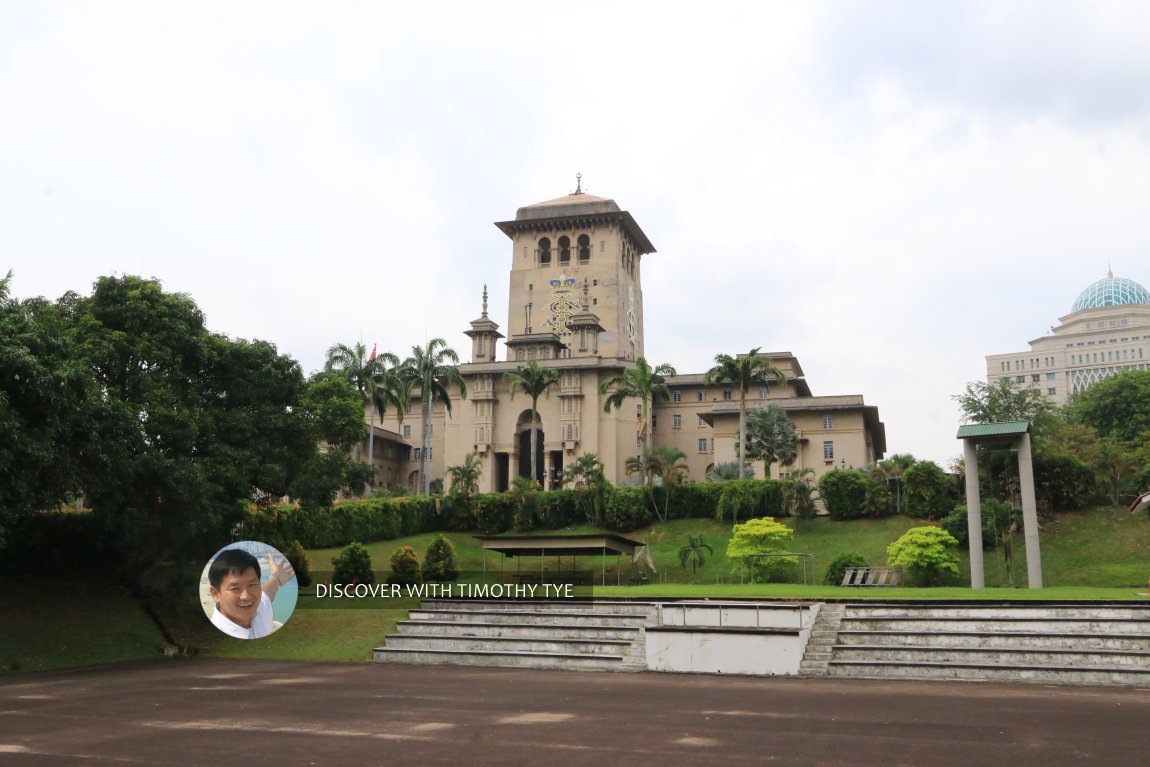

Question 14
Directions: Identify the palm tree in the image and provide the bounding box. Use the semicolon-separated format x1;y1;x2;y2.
325;341;401;492
879;453;916;515
706;461;753;481
781;467;819;520
599;357;677;453
625;446;688;521
741;405;799;479
446;452;482;498
705;348;787;481
402;338;467;495
563;452;608;524
678;534;713;582
503;360;560;485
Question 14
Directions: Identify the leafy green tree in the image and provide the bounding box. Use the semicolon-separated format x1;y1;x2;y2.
953;378;1054;425
387;545;422;586
507;475;539;531
878;453;916;515
289;372;373;511
402;338;467;495
563;452;608;524
599;357;677;453
862;466;894;518
1066;370;1150;447
0;275;94;545
706;348;787;480
421;534;460;582
739;405;799;478
886;526;960;586
332;542;375;585
725;517;795;583
63;275;364;583
678;534;713;582
903;460;955;519
325;341;403;492
503;360;560;484
286;540;313;589
780;467;819;520
446;452;483;498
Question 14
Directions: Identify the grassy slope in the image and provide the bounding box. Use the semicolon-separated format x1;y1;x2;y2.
5;506;1148;674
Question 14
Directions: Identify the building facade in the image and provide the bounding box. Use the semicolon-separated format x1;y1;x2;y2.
367;188;886;492
986;273;1150;407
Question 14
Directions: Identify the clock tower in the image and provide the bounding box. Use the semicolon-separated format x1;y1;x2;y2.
494;178;656;363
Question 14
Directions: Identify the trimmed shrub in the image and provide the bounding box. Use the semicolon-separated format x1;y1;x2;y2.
819;470;870;520
942;499;1021;550
903;461;955;519
726;517;797;583
714;480;782;524
331;542;374;586
670;482;725;520
602;486;653;531
421;534;460;582
388;545;422;586
285;539;312;588
824;551;868;586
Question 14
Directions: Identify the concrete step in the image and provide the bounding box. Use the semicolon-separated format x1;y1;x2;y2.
424;599;657;618
833;645;1150;668
828;659;1150;686
837;630;1150;652
384;634;635;656
408;608;649;627
840;617;1150;634
393;620;642;641
373;646;642;671
844;604;1150;620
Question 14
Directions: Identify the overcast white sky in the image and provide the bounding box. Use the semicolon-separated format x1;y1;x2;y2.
3;1;1149;467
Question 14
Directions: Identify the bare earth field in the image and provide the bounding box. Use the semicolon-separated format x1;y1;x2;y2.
0;658;1147;766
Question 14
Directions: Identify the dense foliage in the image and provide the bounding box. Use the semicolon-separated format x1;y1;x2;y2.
332;542;375;585
886;526;960;586
823;551;868;586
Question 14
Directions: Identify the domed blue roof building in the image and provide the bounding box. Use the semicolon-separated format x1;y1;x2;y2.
1071;273;1150;313
986;272;1150;406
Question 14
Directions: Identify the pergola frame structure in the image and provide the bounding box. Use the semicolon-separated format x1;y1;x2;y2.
475;533;646;586
956;420;1043;589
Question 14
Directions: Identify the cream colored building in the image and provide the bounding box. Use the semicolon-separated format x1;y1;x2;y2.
986;273;1150;407
367;187;886;492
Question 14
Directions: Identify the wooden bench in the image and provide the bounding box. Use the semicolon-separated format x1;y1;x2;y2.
841;567;902;587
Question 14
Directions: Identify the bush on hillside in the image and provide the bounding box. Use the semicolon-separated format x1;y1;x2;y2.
886;526;960;586
421;534;460;582
824;551;868;586
388;545;422;586
819;470;870;520
331;542;374;586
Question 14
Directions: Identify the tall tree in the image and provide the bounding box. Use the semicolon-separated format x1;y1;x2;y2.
599;356;677;453
563;452;608;524
0;275;94;544
1066;369;1150;447
706;348;787;480
324;341;402;492
625;445;688;521
402;338;467;494
503;360;560;485
953;378;1053;425
678;534;713;582
740;405;799;478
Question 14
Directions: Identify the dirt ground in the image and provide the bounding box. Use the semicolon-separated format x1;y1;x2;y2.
1;659;1147;766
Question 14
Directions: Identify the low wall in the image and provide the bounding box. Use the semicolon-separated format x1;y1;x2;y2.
646;602;819;675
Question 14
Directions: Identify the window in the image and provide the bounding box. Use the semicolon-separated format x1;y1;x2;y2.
823;415;833;429
413;448;421;461
1031;374;1040;383
558;235;571;265
651;416;657;432
722;389;732;401
538;238;551;266
672;390;682;403
578;234;591;263
403;424;411;438
697;416;707;428
697;390;705;401
1046;373;1055;381
698;438;709;454
823;441;834;460
673;414;682;429
1048;387;1057;395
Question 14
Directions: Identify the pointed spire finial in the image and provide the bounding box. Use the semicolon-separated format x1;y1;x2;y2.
481;284;489;317
1108;263;1113;279
575;173;582;194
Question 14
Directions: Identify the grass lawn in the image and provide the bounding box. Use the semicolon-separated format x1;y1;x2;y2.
0;577;169;673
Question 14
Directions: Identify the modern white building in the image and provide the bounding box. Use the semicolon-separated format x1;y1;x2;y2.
986;272;1150;406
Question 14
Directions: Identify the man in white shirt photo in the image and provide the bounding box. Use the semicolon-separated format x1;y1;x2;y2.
207;548;296;639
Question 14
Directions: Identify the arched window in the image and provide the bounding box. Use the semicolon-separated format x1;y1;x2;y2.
578;234;591;263
538;238;551;267
558;236;571;265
